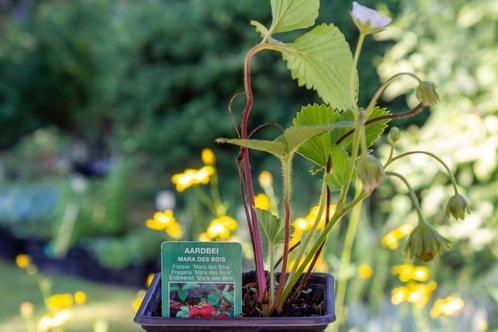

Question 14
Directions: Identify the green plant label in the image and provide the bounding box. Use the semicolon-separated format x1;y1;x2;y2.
161;241;242;318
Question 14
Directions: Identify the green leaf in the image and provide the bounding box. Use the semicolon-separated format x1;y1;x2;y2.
293;103;342;166
217;122;351;160
251;20;270;39
216;138;285;159
280;24;355;110
256;208;284;244
169;284;180;292
176;306;190;318
178;289;189;302
222;287;235;304
182;283;200;291
270;0;319;33
207;292;220;306
277;123;353;156
335;107;390;152
324;145;350;191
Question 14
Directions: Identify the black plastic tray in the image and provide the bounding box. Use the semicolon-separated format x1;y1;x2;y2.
134;272;336;331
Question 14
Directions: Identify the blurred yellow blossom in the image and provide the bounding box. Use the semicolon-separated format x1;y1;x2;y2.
357;263;373;279
291;204;336;242
255;193;270;210
391;281;437;307
382;224;413;250
166;222;183;239
46;293;73;311
171;166;215;192
258;171;273;187
204;215;238;240
146;273;155;287
201;148;216;165
73;291;87;305
38;310;70;332
430;296;464;318
392;264;430;282
198;232;210;242
16;254;31;269
20;302;34;319
146;210;176;231
132;290;146;312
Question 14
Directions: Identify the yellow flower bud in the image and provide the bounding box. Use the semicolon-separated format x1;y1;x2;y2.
16;254;30;269
258;171;273;187
201;148;216;165
74;291;87;305
357;263;373;279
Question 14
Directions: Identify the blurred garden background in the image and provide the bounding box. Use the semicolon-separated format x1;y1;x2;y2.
0;0;497;331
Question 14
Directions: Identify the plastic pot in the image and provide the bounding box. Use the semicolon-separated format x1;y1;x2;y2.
134;272;336;331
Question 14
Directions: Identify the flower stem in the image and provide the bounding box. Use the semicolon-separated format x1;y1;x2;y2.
385;171;425;224
334;184;363;329
365;72;422;118
274;158;292;312
385;150;459;194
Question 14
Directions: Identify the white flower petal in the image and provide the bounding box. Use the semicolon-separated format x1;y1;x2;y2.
352;1;391;29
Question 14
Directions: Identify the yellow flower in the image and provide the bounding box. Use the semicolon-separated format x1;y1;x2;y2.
172;166;215;192
198;232;211;242
166;222;183;239
74;291;87;305
430;296;464;318
207;220;230;240
258;171;273;187
201;148;216;165
38;310;70;332
46;293;73;311
146;210;176;231
293;217;312;232
196;166;215;184
391;281;437;307
255;194;270;211
132;290;146;312
357;263;373;279
20;302;34;319
16;254;31;269
146;273;155;287
382;224;413;250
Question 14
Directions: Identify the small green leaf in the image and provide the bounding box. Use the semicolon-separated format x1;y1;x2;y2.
324;145;350;191
270;0;319;33
293;103;342;166
277;123;353;156
178;289;189;302
176;306;190;318
207;292;220;306
280;24;355;110
256;208;284;244
251;20;270;39
216;138;285;159
222;288;235;303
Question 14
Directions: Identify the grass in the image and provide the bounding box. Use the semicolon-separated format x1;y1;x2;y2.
0;259;142;331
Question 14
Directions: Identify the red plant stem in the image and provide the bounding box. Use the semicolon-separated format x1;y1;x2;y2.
239;46;267;303
336;103;425;144
290;158;332;302
274;198;291;311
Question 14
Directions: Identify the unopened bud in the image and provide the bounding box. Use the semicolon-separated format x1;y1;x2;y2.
446;194;469;220
388;127;400;144
355;155;384;193
416;81;439;106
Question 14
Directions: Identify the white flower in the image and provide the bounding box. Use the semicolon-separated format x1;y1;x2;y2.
352;1;391;33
